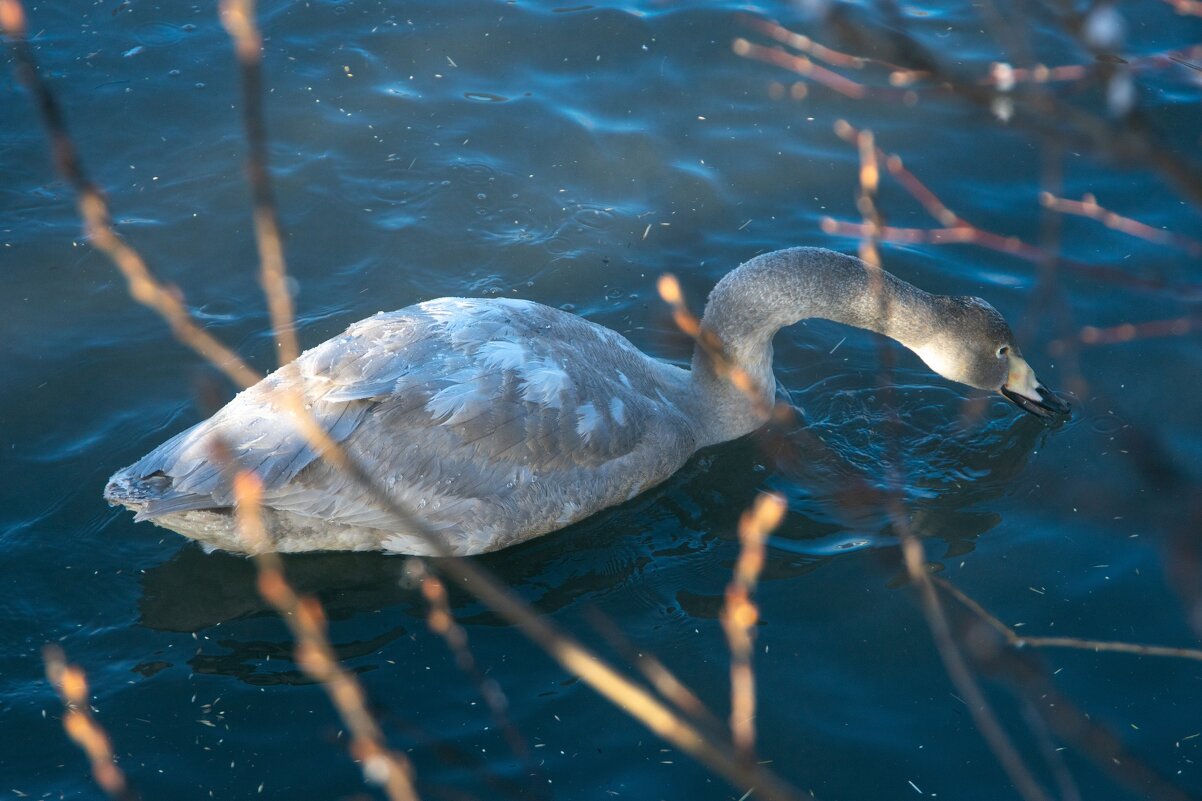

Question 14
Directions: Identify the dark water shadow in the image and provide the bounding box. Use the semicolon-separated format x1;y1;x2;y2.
138;385;1055;636
140;547;413;632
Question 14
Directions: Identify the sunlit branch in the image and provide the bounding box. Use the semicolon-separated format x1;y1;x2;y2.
656;274;775;418
738;14;927;81
585;608;725;735
43;646;138;801
721;493;787;761
821;217;1202;297
732;38;873;99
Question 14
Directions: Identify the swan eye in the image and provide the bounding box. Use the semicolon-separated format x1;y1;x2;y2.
996;345;1010;358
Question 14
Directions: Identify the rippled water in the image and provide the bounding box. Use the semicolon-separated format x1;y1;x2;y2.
3;1;1201;799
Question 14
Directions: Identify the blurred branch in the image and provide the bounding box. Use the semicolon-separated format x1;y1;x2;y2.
1040;192;1202;255
825;121;1202;298
1163;0;1202;16
934;574;1200;801
43;646;138;801
585;607;725;736
232;470;421;801
1051;314;1202;352
732;37;875;99
897;524;1054;801
736;14;1202;210
220;0;299;366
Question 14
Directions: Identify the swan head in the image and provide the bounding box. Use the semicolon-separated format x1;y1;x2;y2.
914;296;1070;420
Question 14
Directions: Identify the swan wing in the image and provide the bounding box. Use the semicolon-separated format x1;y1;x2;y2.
113;298;694;547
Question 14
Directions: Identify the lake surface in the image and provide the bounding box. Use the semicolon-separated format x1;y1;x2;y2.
2;1;1201;799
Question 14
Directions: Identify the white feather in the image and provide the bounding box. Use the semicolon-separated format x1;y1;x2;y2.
520;359;571;408
576;401;604;443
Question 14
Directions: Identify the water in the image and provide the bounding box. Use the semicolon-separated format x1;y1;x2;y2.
2;1;1201;799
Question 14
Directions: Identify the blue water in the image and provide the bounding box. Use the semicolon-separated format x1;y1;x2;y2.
3;1;1201;799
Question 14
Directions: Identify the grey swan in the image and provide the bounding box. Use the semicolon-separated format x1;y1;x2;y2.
104;247;1068;555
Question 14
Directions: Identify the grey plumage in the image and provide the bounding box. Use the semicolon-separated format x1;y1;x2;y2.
105;247;1061;555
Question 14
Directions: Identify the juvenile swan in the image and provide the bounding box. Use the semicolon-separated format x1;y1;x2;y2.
105;247;1068;555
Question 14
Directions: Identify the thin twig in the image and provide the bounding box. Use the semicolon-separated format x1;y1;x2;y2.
656;273;775;419
897;529;1054;801
739;14;1202;210
828;121;1202;298
408;560;530;762
732;39;874;99
585;607;725;736
933;577;1202;662
849;120;1053;801
1051;315;1202;352
738;14;927;80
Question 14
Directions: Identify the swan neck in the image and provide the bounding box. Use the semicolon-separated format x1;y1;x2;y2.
688;247;939;445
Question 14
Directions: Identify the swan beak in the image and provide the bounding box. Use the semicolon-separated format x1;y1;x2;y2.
1000;354;1070;419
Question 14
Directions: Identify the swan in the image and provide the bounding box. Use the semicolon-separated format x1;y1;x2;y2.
104;247;1068;555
